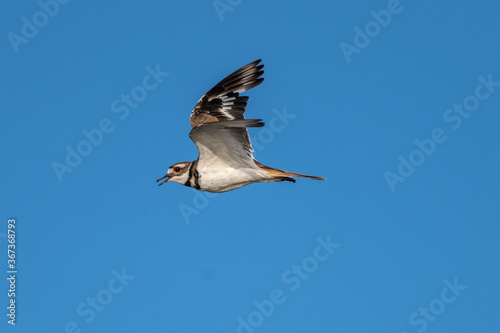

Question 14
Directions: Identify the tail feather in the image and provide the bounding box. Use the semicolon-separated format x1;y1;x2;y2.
254;160;326;181
279;171;326;180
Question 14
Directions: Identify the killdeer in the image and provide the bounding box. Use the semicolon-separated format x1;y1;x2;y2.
157;59;325;193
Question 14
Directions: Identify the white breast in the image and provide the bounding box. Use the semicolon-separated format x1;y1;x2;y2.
196;164;269;192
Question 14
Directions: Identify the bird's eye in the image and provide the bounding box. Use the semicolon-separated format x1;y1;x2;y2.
174;167;181;172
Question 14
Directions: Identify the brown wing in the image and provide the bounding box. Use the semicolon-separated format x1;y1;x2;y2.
190;59;264;128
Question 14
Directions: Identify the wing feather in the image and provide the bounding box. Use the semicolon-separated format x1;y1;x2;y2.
189;119;264;168
190;60;264;127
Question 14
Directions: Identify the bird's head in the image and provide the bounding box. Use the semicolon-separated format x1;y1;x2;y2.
157;162;192;186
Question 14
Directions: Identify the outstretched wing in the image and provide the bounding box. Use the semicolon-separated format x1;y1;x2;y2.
189;119;264;169
190;59;264;128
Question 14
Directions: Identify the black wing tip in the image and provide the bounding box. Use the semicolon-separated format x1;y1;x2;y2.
254;119;265;127
193;59;265;117
238;59;263;73
244;59;264;74
240;119;265;128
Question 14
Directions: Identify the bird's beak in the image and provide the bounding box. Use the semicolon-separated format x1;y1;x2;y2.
156;174;170;186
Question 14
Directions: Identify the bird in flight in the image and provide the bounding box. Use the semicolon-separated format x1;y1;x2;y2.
157;59;325;193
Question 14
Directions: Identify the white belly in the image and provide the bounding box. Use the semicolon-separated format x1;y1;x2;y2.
197;165;269;193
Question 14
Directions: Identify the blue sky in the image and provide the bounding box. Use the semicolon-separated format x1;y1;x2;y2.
1;0;499;332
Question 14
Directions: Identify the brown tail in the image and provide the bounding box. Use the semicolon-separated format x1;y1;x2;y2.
254;160;326;182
